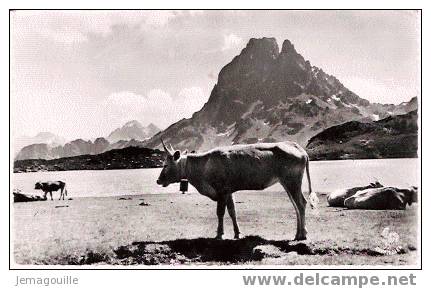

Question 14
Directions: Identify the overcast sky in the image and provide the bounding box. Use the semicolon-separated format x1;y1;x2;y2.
11;10;420;140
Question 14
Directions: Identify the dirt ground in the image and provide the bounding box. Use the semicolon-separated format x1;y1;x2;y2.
12;191;418;266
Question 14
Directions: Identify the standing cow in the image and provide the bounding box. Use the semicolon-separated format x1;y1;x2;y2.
34;181;68;200
156;140;318;241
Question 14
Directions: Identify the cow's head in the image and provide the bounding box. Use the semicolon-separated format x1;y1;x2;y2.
156;139;181;187
34;182;42;190
406;186;418;205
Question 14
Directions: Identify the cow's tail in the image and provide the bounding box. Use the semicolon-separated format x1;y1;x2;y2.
306;155;319;209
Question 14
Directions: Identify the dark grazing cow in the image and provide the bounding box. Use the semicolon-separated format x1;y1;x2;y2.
34;181;67;201
156;140;318;241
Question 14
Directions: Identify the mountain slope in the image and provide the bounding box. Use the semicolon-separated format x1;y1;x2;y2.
306;110;418;160
144;37;417;151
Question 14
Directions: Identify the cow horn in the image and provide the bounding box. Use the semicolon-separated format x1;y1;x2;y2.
161;138;171;155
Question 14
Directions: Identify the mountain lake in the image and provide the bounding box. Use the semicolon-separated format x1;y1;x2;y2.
12;158;419;199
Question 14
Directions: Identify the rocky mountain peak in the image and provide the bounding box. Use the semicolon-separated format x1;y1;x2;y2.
144;37;417;152
146;123;159;131
244;37;279;57
124;120;143;128
280;39;297;54
107;121;160;143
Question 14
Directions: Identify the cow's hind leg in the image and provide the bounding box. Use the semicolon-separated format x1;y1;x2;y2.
49;191;53;201
216;196;227;239
280;180;307;241
226;194;241;239
59;189;63;200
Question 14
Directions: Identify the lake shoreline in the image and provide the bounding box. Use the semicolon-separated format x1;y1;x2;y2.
12;159;419;199
13;156;418;173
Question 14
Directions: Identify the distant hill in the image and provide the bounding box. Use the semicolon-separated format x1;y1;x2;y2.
107;121;160;143
14;146;165;172
143;37;417;151
15;121;160;160
306;110;418;160
13;132;66;156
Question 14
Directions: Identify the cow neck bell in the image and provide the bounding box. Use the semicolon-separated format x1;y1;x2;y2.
180;179;188;194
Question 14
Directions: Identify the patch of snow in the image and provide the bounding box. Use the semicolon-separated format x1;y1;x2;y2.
227;122;237;129
294;81;305;89
331;95;341;101
372;114;380;121
306;99;312;104
216;122;237;137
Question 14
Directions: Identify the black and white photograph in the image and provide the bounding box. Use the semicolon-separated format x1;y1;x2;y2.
9;9;421;268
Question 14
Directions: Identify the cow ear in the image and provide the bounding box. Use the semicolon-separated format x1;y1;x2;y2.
173;150;181;161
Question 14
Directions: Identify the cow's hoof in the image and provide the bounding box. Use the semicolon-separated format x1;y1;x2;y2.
294;235;307;241
234;233;242;239
215;235;224;240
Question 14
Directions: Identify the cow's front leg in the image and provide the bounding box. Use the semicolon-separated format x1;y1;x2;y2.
226;194;241;239
216;197;227;239
49;191;53;201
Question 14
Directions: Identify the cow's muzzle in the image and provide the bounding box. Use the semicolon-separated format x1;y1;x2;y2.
156;179;169;187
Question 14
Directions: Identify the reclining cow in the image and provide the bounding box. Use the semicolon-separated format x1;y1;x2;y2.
344;186;418;210
34;181;68;201
327;181;383;207
156;140;319;241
